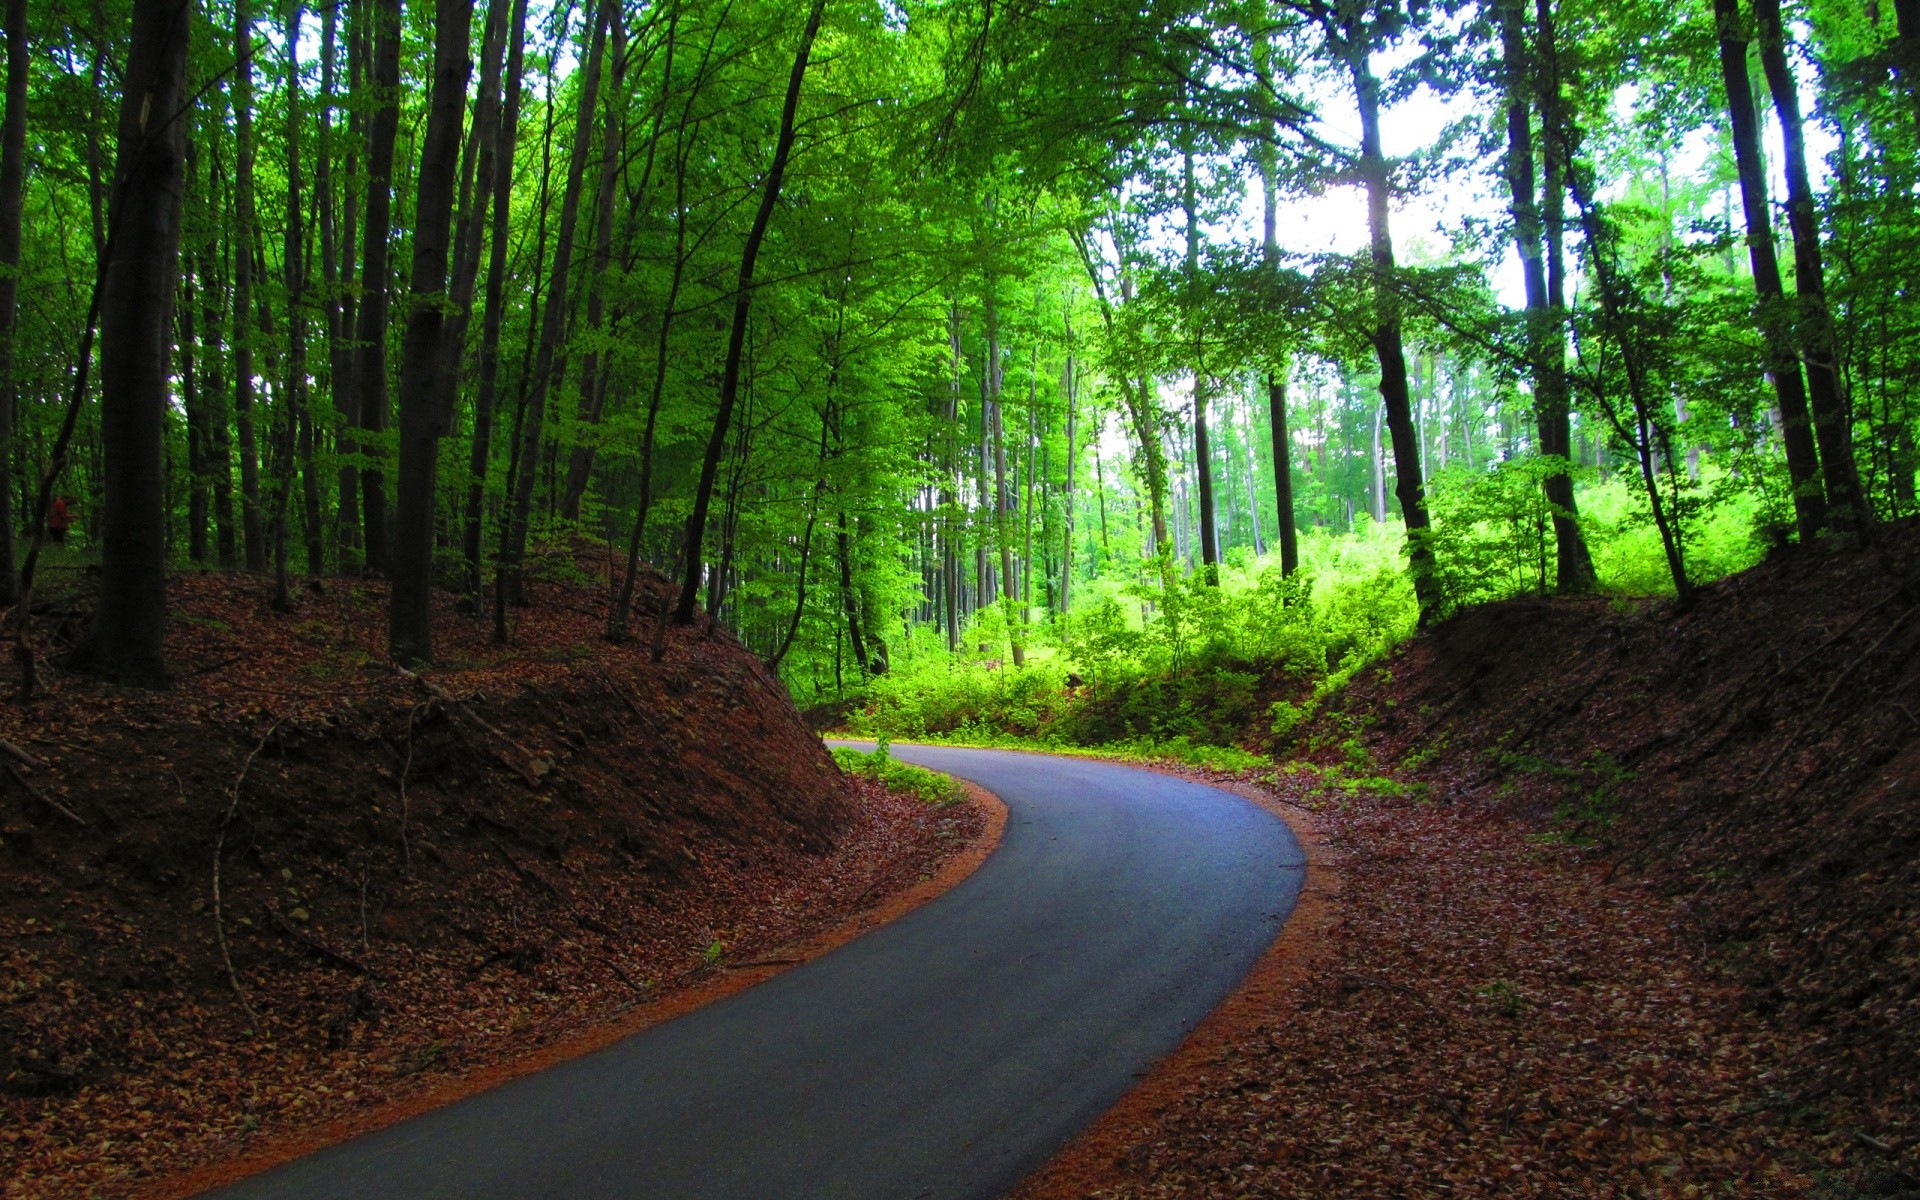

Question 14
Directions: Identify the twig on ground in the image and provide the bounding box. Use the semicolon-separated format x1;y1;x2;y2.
268;904;376;977
4;760;84;825
215;718;283;1030
0;736;47;770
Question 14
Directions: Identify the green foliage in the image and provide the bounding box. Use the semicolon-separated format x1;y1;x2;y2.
830;744;969;808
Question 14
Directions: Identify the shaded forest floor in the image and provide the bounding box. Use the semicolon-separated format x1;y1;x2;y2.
0;567;984;1199
1018;523;1920;1199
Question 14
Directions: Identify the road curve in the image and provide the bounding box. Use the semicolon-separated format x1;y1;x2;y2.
207;744;1304;1200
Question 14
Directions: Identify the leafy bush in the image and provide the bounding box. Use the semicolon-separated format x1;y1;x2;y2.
830;741;967;807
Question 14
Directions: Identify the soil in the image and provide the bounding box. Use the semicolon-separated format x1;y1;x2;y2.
1019;522;1920;1199
0;566;987;1199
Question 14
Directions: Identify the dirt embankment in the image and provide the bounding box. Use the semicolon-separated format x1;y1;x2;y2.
1304;521;1920;1186
0;568;975;1198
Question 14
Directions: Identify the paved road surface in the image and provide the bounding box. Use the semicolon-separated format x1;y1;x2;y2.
209;744;1304;1200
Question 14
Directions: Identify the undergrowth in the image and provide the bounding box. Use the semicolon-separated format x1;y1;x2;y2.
831;739;968;807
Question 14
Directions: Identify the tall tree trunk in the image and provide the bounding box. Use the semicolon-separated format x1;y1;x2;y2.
68;0;190;687
499;0;608;633
464;0;528;611
985;285;1025;666
1059;323;1076;615
354;0;402;574
1712;0;1825;540
1498;0;1598;588
836;507;868;672
0;0;25;602
328;0;363;569
672;0;825;624
388;0;473;664
232;0;266;571
1267;370;1298;576
1254;82;1300;579
1345;23;1439;619
561;11;625;521
179;236;209;562
437;0;508;444
281;0;321;589
1751;0;1868;533
943;299;962;651
1182;140;1219;578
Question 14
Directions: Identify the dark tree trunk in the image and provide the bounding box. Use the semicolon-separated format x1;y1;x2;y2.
388;0;473;664
68;0;191;688
836;508;868;672
1751;0;1868;533
329;0;363;569
464;0;529;611
1344;24;1440;620
1182;140;1219;578
985;286;1025;665
281;0;321;590
498;0;608;635
1713;0;1825;540
1498;0;1598;589
0;0;24;602
179;239;209;562
561;11;625;521
438;0;507;444
1267;371;1298;577
673;0;825;624
355;0;402;574
232;0;266;571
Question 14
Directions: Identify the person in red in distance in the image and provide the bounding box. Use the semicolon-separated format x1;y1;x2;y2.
47;495;72;544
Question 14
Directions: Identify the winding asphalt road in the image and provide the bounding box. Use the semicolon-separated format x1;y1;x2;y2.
208;744;1304;1200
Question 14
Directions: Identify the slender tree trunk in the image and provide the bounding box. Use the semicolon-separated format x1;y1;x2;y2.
1059;326;1076;615
836;507;868;671
232;0;266;571
388;0;473;664
330;0;363;568
281;0;321;591
1498;0;1598;588
943;299;962;651
68;0;190;687
985;285;1025;666
1713;0;1825;539
1751;0;1868;533
354;0;402;573
437;0;508;448
179;243;209;562
673;0;826;624
1267;370;1298;576
499;0;608;633
1345;24;1439;619
1182;140;1219;578
464;0;528;611
561;12;625;521
0;0;25;602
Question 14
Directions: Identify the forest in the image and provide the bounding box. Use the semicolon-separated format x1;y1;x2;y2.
1;0;1913;710
5;0;1920;1195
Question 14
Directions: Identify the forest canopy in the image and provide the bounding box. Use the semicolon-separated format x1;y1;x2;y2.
1;0;1914;701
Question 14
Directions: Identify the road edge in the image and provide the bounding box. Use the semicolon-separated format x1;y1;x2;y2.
151;776;1010;1200
1003;763;1338;1200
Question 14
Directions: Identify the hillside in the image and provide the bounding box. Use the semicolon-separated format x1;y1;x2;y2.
1324;522;1920;1139
0;569;980;1198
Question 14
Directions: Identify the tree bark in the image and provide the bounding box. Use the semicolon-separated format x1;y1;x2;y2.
0;0;25;602
561;11;625;521
68;0;191;687
1267;370;1298;576
1344;21;1439;620
1182;140;1219;578
672;0;826;624
1498;0;1598;588
498;0;607;633
1751;0;1868;533
354;0;402;574
463;0;528;611
985;284;1025;666
232;0;266;571
388;0;473;664
1712;0;1825;540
